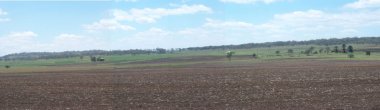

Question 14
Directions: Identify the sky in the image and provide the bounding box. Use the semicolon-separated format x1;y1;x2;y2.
0;0;380;55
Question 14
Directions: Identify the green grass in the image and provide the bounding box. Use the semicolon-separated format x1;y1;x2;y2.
1;44;380;70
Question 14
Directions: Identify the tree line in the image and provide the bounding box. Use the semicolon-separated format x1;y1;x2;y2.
0;48;174;61
1;37;379;61
187;37;380;50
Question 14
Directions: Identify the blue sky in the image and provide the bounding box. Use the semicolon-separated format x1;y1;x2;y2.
0;0;380;55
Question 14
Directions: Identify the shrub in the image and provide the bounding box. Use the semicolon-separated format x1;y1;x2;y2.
252;53;257;59
348;54;355;58
366;51;371;56
275;51;280;56
97;57;105;62
5;65;10;69
90;56;97;62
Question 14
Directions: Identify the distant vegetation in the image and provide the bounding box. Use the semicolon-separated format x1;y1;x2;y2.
186;37;380;50
1;37;380;61
0;48;175;61
226;51;235;61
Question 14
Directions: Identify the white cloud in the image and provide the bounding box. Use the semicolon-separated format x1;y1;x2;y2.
0;18;10;22
114;0;139;2
0;32;108;56
9;31;37;37
0;31;41;55
345;0;380;9
268;9;380;30
118;8;380;49
83;19;135;32
111;4;212;23
124;0;138;2
220;0;283;4
84;4;212;31
250;9;380;41
0;8;10;22
204;18;254;29
117;20;256;49
0;8;7;16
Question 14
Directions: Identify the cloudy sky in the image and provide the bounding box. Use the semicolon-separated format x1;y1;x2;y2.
0;0;380;55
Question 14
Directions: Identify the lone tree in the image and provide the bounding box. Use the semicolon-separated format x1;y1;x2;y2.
366;51;371;56
342;44;347;53
90;56;97;62
252;53;257;59
5;65;10;69
347;45;354;53
275;50;280;56
305;46;315;56
226;51;235;61
334;46;339;53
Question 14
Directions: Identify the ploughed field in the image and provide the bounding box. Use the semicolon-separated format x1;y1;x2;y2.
1;59;380;109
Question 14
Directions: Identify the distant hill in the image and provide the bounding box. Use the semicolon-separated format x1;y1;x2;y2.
0;49;168;61
1;37;380;60
186;37;380;50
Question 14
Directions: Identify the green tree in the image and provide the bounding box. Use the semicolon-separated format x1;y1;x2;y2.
275;50;280;56
305;46;315;56
97;57;105;62
366;51;371;56
347;45;354;53
334;46;339;53
252;53;257;59
342;44;347;53
90;56;97;62
226;51;235;61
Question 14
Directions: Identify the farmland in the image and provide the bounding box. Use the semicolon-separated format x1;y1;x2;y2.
1;57;380;109
0;44;380;109
1;44;379;69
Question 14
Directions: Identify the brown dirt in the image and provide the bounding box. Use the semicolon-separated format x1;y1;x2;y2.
128;55;254;64
128;56;223;64
1;59;380;109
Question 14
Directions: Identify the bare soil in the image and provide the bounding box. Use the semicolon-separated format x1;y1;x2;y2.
1;59;380;109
